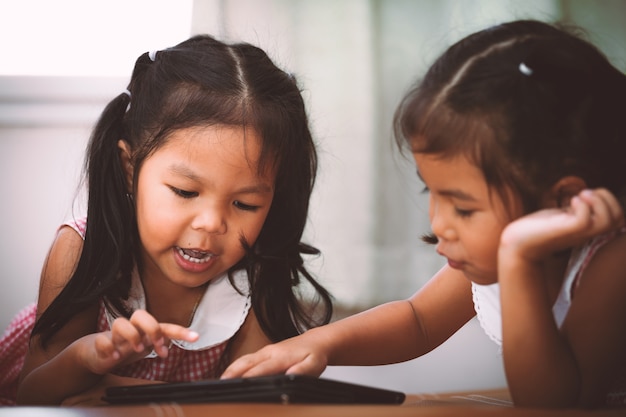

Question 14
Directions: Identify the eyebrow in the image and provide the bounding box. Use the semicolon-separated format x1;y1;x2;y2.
169;163;202;182
168;163;274;194
437;189;478;201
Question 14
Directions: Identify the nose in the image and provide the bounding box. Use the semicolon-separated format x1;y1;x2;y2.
192;205;227;235
429;199;456;242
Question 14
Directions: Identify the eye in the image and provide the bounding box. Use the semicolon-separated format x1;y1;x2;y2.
170;186;198;199
455;208;474;218
234;200;260;212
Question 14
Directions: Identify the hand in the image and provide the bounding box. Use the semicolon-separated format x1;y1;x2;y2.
221;332;328;379
500;188;624;262
80;309;199;375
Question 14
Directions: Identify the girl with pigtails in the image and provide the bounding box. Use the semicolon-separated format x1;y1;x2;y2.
223;20;626;409
0;34;332;405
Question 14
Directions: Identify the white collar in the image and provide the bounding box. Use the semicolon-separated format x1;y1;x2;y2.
105;269;251;354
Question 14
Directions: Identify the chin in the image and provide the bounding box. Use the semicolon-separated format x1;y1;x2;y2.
464;271;497;286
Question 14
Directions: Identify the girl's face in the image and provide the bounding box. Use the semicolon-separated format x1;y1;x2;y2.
414;152;521;285
133;125;275;289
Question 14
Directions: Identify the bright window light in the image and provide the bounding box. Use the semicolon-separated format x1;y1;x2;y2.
0;0;193;76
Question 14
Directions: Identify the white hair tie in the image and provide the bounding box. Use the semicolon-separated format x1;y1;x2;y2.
519;62;533;76
148;50;158;62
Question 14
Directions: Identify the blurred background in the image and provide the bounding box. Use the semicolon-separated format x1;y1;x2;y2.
1;0;624;395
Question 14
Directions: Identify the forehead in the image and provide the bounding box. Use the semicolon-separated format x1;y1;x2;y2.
150;125;273;174
414;152;523;219
413;153;486;188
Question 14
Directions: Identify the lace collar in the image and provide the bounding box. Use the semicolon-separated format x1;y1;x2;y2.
104;269;251;354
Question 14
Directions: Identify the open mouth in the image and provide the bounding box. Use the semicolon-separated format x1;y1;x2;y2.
176;247;214;264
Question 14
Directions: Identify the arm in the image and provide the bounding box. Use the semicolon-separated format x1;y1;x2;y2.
498;189;625;407
221;265;475;378
17;226;103;404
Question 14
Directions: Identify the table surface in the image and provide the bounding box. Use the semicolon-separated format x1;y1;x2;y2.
2;389;624;416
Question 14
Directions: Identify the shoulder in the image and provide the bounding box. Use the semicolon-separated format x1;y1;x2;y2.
579;229;626;284
38;223;85;312
565;229;626;324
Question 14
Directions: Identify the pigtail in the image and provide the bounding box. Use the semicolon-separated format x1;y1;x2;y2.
33;50;166;345
33;92;135;346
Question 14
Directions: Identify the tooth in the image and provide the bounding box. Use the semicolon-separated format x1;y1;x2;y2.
178;247;212;264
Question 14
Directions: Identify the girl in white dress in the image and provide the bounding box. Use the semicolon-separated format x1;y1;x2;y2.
223;20;626;408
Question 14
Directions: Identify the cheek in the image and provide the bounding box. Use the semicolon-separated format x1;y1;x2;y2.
242;206;273;244
134;188;179;240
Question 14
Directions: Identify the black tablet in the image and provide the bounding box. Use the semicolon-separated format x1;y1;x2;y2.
103;374;406;405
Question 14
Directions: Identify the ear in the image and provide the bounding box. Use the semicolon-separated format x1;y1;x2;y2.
546;176;588;208
117;140;134;192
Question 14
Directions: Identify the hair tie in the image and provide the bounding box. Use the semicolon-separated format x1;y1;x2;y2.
122;89;131;112
148;50;158;62
519;62;533;76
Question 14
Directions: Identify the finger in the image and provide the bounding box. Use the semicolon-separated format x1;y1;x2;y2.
89;333;129;374
568;195;593;229
580;189;623;231
129;310;168;357
236;359;290;378
591;189;624;226
222;347;305;379
159;323;200;343
221;354;262;379
285;354;326;377
111;317;146;353
93;333;120;360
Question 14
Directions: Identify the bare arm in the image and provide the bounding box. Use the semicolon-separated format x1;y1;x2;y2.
221;265;475;378
499;189;626;407
17;226;103;404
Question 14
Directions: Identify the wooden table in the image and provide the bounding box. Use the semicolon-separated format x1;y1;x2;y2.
2;389;624;416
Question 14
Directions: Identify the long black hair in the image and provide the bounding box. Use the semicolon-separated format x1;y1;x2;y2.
394;20;626;216
33;34;333;346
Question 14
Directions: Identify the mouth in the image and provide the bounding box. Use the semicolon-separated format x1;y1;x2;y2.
446;258;465;270
437;249;465;270
176;247;215;264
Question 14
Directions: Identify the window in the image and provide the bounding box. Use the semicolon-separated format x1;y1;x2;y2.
0;0;193;76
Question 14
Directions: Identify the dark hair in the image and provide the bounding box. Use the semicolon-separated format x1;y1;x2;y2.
33;34;332;346
394;19;626;215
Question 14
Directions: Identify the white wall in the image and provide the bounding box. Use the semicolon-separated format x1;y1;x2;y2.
0;76;126;328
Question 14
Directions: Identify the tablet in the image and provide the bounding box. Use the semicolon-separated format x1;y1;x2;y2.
103;374;406;405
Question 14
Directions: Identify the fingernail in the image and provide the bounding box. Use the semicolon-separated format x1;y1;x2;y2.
580;189;593;197
188;331;199;340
